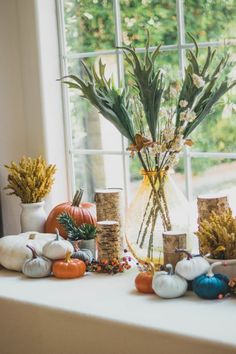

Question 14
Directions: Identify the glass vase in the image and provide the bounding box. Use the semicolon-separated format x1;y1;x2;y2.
126;170;190;265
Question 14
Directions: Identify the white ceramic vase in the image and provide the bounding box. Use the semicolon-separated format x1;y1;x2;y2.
20;201;47;233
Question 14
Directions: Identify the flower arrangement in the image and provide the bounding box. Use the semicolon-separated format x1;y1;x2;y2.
57;212;97;241
4;156;56;203
196;209;236;260
60;32;236;260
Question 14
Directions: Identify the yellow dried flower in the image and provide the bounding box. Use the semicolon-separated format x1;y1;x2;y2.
4;156;56;203
195;209;236;260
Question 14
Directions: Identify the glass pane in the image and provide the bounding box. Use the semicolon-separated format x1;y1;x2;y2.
120;0;177;46
68;56;123;151
185;0;236;43
64;0;115;53
192;158;236;202
187;46;236;152
73;153;125;201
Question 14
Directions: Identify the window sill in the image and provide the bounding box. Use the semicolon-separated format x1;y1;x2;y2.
0;268;235;354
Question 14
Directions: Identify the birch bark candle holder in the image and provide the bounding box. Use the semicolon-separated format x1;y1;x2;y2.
95;189;124;249
163;231;187;268
97;221;120;262
197;194;230;225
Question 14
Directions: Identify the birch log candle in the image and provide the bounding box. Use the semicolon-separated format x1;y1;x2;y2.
197;194;229;225
95;189;124;249
162;231;187;268
97;221;120;261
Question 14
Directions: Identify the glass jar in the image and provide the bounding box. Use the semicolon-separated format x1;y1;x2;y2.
126;170;190;264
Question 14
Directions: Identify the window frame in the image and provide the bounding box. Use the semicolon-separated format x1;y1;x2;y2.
56;0;236;204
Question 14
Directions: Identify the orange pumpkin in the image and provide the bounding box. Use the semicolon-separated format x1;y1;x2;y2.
53;252;86;279
45;189;96;239
135;264;155;294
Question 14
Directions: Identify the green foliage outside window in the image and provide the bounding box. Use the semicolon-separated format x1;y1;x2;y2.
63;0;236;178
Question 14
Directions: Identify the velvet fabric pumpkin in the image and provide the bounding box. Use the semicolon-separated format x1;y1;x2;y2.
72;249;94;263
45;189;96;239
53;252;86;279
193;261;230;299
43;229;74;260
22;245;52;278
0;232;57;272
135;264;155;294
152;264;188;299
175;249;209;281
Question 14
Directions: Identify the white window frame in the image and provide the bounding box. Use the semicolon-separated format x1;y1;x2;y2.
56;0;236;203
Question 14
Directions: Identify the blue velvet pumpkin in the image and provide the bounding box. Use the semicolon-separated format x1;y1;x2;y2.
193;261;229;299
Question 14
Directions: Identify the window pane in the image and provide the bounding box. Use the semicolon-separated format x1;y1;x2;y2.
188;46;236;152
64;0;115;53
68;56;123;151
185;0;236;43
124;50;180;85
73;153;125;201
189;158;236;229
120;0;177;47
192;158;236;202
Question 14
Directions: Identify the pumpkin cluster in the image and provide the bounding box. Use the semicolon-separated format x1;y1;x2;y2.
134;249;236;300
0;230;88;280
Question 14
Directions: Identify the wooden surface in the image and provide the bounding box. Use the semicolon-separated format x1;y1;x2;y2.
197;195;229;224
163;231;187;268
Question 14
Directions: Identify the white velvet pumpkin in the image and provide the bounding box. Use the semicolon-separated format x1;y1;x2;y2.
42;229;74;260
22;245;52;278
0;232;56;272
152;264;188;299
175;250;210;281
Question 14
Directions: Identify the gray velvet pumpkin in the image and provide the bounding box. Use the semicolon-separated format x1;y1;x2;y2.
22;245;52;278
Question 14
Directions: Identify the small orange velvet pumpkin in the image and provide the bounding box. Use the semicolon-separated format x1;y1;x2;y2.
52;252;86;279
45;189;96;239
135;264;155;294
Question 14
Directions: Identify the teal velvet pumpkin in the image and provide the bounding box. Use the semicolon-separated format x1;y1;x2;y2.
192;261;229;299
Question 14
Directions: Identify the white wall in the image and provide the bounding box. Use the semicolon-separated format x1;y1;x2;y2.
0;0;68;235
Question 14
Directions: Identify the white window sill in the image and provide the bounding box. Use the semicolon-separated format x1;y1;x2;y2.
0;268;235;354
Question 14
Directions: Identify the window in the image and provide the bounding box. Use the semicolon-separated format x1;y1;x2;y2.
57;0;236;213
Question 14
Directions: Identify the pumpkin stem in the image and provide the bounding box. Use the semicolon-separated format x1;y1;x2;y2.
166;263;173;275
65;251;72;263
148;262;155;276
175;248;192;260
72;189;84;207
26;244;37;259
55;228;60;241
28;233;36;240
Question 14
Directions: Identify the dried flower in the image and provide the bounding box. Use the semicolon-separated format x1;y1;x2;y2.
87;258;132;274
180;109;197;122
179;100;188;108
4;156;56;203
192;73;205;88
162;123;175;143
170;134;184;152
150;143;162;156
166;153;179;168
195;209;236;259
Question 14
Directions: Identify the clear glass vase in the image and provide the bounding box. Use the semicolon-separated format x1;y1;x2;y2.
126;170;190;264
